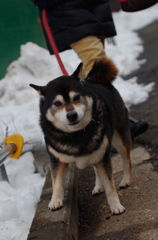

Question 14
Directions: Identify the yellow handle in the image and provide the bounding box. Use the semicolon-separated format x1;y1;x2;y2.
3;134;24;159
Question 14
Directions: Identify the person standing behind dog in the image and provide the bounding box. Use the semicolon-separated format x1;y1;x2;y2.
31;0;149;139
31;0;116;78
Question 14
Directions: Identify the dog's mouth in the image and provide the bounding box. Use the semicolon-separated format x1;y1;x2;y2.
68;121;80;126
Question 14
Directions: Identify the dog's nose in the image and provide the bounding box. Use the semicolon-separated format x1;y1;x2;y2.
67;111;78;122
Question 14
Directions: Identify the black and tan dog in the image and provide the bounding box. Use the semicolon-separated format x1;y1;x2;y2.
30;58;132;215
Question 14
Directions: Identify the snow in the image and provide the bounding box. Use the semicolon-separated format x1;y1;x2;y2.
0;5;158;240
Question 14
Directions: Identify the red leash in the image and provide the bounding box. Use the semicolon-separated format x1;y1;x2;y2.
42;9;68;76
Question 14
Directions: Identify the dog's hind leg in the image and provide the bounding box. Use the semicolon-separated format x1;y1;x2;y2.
94;157;125;215
48;158;68;211
92;166;104;195
112;131;132;188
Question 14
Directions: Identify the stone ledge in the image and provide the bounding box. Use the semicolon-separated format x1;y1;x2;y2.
27;163;79;240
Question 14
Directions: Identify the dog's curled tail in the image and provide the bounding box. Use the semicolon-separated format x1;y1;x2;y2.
87;57;118;84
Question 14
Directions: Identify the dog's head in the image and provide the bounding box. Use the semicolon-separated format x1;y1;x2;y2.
30;63;93;133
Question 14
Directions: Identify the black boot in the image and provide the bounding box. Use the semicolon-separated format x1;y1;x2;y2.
129;117;149;140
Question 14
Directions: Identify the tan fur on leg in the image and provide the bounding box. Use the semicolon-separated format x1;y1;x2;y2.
92;166;104;195
94;162;125;215
49;162;68;211
112;131;132;188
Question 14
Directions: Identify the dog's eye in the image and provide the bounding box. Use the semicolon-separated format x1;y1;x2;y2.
73;94;81;102
53;100;62;107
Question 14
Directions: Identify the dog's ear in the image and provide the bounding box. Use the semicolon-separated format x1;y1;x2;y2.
87;58;118;84
30;84;45;97
71;62;83;81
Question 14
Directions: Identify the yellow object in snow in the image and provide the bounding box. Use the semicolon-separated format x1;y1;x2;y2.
3;134;24;159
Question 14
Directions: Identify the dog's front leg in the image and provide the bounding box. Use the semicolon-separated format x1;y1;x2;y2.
49;158;68;211
92;166;104;195
94;161;125;215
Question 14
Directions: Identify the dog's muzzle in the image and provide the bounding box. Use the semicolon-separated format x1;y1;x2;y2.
66;111;79;125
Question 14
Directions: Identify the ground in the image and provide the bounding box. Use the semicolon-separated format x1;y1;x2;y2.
129;20;158;170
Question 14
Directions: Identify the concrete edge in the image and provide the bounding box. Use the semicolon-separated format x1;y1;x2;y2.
27;163;79;240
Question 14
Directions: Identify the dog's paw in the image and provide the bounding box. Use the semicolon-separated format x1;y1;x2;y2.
48;199;64;211
110;203;125;215
119;178;132;189
92;186;104;195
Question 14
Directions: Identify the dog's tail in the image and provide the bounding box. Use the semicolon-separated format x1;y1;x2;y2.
87;57;118;84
